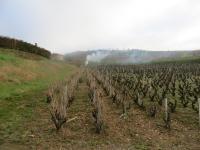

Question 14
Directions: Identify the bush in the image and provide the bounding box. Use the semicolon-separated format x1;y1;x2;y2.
0;36;51;58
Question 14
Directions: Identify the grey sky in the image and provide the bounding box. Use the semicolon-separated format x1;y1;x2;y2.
0;0;200;53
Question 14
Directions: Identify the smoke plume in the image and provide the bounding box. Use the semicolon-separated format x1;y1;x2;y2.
85;50;110;65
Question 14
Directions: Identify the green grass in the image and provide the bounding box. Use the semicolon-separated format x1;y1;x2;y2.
0;48;77;145
0;53;17;62
0;50;22;67
0;64;75;99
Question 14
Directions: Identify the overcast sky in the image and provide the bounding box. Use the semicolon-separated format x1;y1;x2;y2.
0;0;200;53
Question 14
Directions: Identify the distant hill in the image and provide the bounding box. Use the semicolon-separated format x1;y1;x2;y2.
64;51;94;66
65;49;200;65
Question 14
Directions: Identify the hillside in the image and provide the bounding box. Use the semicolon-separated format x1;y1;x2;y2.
0;48;77;148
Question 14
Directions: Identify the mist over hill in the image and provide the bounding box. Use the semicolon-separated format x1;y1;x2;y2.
64;49;200;65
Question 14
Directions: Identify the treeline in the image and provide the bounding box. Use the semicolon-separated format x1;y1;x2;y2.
0;36;51;58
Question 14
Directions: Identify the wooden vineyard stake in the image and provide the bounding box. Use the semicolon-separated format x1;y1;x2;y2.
198;98;200;128
163;98;170;129
165;98;168;122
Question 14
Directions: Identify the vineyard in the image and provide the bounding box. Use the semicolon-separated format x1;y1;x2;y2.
1;49;199;149
88;64;200;129
2;1;200;148
44;63;200;149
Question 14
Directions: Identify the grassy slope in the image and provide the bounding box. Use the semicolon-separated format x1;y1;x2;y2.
0;48;77;145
